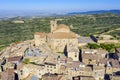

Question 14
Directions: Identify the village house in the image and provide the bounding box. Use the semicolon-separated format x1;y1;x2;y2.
106;59;120;74
93;66;105;80
0;68;15;80
67;43;79;61
81;49;107;65
7;56;23;69
17;64;45;79
99;58;108;67
66;61;93;78
44;62;59;74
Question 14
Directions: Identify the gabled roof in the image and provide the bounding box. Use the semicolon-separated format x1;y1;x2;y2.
82;53;102;60
8;56;22;62
110;59;120;68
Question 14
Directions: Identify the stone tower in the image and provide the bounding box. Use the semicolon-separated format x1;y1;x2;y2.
67;43;79;61
50;20;57;32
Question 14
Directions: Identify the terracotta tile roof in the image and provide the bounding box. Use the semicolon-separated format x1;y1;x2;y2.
79;67;92;72
67;61;84;69
8;56;22;62
72;61;81;68
56;24;70;30
7;68;14;75
82;53;102;60
93;66;105;70
48;32;77;39
24;64;44;70
17;63;24;70
1;68;15;80
42;74;60;80
34;32;46;38
110;59;120;68
99;58;108;64
44;56;58;64
1;72;8;80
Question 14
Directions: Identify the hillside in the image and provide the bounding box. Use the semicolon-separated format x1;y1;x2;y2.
0;13;120;50
68;10;120;15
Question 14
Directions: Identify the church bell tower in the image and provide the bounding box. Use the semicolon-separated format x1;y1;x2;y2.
50;20;57;32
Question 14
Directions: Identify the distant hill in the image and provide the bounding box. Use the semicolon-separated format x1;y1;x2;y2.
0;9;120;18
68;10;120;15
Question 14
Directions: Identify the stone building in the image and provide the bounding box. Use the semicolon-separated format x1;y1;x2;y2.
17;64;45;79
34;20;78;53
93;66;105;80
81;49;107;65
44;62;59;74
67;43;79;61
34;32;47;46
0;68;15;80
7;56;23;69
106;59;120;74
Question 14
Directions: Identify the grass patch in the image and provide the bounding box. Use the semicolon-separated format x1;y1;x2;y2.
0;45;7;51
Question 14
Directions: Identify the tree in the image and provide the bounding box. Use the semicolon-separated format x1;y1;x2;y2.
87;43;100;49
24;58;30;64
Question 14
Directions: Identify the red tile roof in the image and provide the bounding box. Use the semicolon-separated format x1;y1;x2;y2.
8;56;22;62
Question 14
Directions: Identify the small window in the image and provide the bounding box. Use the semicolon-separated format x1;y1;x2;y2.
20;70;23;75
89;59;92;61
75;55;77;57
51;66;52;68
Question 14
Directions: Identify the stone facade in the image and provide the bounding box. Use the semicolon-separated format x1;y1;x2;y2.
81;49;107;65
34;32;46;46
67;43;79;61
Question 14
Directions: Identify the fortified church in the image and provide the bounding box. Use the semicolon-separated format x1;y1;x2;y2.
34;20;79;61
